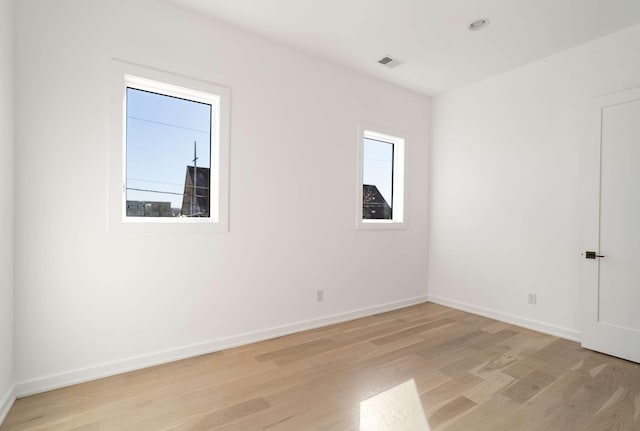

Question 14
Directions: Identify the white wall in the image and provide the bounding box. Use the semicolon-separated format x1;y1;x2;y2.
13;0;430;393
429;24;640;339
0;0;15;421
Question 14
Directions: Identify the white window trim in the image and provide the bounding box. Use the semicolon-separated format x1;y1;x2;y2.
356;123;407;230
108;59;230;233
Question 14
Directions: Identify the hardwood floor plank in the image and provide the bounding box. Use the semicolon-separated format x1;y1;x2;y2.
164;397;271;430
501;370;556;403
502;356;548;379
369;318;455;346
440;394;519;431
428;395;476;429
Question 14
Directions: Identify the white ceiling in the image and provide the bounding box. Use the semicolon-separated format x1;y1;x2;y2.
167;0;640;96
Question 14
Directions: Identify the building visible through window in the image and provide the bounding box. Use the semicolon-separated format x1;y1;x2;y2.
180;165;210;217
362;184;391;219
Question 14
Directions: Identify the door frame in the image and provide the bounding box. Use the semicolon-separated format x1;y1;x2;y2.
581;86;640;361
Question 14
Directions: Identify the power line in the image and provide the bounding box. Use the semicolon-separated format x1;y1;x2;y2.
126;187;208;198
127;115;210;134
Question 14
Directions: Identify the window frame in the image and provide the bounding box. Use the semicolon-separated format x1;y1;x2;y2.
356;123;407;230
109;60;230;233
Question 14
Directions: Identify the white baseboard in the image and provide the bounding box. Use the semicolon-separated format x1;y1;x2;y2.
0;384;16;427
15;295;429;397
428;295;581;342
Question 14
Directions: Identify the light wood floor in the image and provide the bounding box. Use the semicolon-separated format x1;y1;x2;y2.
3;303;640;430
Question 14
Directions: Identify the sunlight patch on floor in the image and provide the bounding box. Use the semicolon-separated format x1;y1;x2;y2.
359;379;431;431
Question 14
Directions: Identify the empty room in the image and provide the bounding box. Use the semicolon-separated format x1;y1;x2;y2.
1;0;640;430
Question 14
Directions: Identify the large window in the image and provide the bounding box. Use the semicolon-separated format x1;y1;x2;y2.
110;61;229;232
126;87;212;218
357;126;406;229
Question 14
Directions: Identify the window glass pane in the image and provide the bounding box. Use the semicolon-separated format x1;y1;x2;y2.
363;138;394;220
126;88;212;217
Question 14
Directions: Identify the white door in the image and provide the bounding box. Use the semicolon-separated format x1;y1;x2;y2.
582;87;640;363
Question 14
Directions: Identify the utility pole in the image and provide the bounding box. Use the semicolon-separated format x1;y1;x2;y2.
191;141;198;216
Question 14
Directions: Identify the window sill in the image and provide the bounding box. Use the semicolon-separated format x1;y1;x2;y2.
356;220;407;230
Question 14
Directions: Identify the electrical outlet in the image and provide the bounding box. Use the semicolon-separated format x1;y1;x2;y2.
316;289;324;302
528;293;537;305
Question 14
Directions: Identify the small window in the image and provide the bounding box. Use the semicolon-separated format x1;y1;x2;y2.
363;138;394;220
109;61;230;232
357;125;406;229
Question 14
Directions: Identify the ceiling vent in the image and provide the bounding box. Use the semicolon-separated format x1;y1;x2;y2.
378;56;403;68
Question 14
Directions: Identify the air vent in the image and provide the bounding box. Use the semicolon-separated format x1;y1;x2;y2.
378;56;403;68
